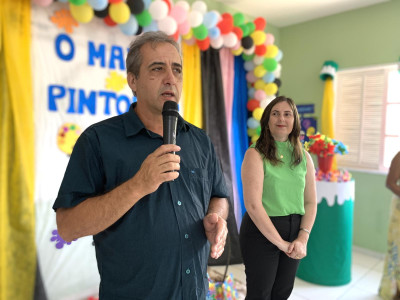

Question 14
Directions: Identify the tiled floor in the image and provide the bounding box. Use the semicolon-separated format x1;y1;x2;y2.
208;247;385;300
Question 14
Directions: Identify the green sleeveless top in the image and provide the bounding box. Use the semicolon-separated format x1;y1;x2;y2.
251;140;307;216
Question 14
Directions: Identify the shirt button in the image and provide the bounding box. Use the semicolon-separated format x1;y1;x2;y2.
184;234;189;239
177;201;182;206
186;269;190;274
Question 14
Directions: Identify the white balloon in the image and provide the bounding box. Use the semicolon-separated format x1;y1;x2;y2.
253;55;264;66
149;0;168;21
158;16;178;36
188;11;203;27
222;32;238;48
210;36;224;49
273;63;282;78
243;45;255;55
191;1;207;14
175;1;190;12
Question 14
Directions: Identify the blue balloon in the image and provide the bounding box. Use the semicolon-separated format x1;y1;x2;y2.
263;72;275;83
208;27;220;39
143;20;159;33
143;0;152;9
203;11;219;29
244;61;255;72
88;0;108;11
119;15;139;36
248;87;255;99
275;50;283;62
247;117;260;129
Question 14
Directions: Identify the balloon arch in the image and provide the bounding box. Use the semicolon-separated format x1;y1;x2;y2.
33;0;283;142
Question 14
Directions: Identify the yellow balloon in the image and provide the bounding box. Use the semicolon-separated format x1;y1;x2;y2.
70;3;93;23
264;83;278;96
182;30;193;40
254;65;267;78
247;128;256;137
250;30;266;46
265;45;279;58
251;134;260;143
253;107;264;121
254;79;265;90
231;47;243;56
109;2;130;24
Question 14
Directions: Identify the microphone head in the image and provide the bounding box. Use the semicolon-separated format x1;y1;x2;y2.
162;101;179;117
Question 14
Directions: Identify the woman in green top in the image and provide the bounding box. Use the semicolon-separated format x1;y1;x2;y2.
240;96;317;299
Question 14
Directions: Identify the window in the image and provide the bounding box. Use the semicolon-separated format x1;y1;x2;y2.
335;64;400;172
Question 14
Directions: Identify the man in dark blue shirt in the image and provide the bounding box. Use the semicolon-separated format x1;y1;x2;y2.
53;31;229;299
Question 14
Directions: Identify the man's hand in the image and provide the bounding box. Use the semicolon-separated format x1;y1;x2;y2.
203;213;228;259
133;144;181;197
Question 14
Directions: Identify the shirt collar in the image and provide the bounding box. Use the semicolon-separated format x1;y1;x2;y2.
123;102;189;137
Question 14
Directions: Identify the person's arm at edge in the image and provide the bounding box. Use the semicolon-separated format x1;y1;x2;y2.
56;144;181;242
386;151;400;198
241;148;290;252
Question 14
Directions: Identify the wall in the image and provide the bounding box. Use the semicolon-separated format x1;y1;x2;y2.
279;0;400;253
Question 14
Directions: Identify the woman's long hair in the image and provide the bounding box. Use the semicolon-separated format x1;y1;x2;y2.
255;96;303;167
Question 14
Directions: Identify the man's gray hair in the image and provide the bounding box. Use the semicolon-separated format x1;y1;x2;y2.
126;31;182;78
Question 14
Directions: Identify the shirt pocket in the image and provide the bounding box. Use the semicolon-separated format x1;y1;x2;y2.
186;167;211;216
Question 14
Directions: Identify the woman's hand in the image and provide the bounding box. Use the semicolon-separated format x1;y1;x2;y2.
287;237;307;259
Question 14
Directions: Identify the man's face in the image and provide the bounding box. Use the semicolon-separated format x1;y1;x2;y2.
128;42;183;115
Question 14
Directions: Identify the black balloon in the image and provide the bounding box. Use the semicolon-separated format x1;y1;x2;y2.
94;5;109;19
241;36;254;50
274;78;282;87
136;26;143;35
127;0;145;15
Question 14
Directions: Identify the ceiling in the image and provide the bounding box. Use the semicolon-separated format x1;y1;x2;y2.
213;0;390;27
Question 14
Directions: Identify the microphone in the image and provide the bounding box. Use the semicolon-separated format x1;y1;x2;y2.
162;101;179;147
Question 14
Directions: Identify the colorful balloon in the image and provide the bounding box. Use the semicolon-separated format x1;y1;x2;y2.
70;3;94;23
109;2;130;24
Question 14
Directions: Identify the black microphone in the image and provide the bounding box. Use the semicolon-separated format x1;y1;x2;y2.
162;101;179;147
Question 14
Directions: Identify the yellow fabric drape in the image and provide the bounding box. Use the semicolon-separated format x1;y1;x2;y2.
182;43;203;128
321;78;337;168
0;0;36;299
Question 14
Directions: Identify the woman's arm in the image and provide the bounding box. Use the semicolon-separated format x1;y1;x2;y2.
287;151;317;259
241;148;290;252
386;151;400;197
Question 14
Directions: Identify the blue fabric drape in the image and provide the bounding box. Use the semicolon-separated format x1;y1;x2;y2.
232;56;249;226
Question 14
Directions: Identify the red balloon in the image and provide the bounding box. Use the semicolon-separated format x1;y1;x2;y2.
162;0;172;13
254;17;266;30
247;99;260;111
196;36;210;51
232;27;243;41
217;19;233;35
169;29;180;42
255;44;266;56
221;12;233;23
108;0;123;3
104;15;117;26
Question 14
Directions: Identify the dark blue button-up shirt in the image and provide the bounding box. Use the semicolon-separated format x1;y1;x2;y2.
53;103;228;299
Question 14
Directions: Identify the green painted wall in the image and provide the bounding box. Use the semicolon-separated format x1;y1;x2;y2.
278;0;400;253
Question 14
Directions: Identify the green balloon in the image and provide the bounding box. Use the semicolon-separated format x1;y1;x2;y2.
136;10;152;27
242;53;254;61
69;0;86;5
256;126;261;136
240;24;249;37
233;13;245;26
263;58;278;72
192;24;208;40
247;22;256;34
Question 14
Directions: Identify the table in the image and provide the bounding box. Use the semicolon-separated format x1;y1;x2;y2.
296;180;355;286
